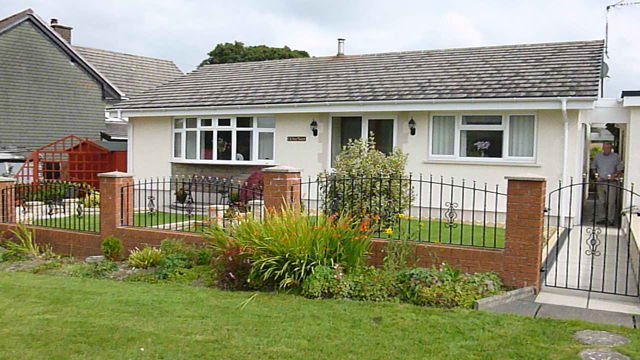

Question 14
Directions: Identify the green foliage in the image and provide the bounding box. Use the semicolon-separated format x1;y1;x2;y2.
128;246;164;269
165;265;215;285
319;136;412;227
156;253;192;280
2;224;40;260
69;261;118;279
18;182;72;202
200;41;309;66
175;188;188;204
101;236;123;261
205;207;373;289
30;261;63;274
124;272;159;284
302;262;503;309
83;190;100;208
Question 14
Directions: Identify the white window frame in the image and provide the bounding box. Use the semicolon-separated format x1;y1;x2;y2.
171;116;276;165
428;112;537;163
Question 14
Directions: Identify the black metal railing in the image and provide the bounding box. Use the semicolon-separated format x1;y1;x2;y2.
0;180;100;233
120;176;264;233
298;174;506;248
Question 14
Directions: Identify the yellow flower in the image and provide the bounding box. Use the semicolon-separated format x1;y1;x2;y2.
385;227;393;235
419;222;424;227
398;213;405;219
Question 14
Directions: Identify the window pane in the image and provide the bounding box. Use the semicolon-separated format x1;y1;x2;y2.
236;131;252;161
200;131;213;160
218;118;231;127
217;131;232;160
368;119;393;155
185;131;197;159
432;116;455;155
509;115;535;157
258;117;276;128
258;132;274;160
173;132;182;158
331;116;362;166
237;117;253;128
174;119;184;129
186;118;197;128
460;130;503;158
462;115;502;125
201;119;212;127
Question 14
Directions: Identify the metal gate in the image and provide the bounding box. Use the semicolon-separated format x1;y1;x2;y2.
543;178;640;297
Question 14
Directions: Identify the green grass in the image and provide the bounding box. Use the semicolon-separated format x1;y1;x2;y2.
33;211;205;233
0;272;637;360
388;218;505;248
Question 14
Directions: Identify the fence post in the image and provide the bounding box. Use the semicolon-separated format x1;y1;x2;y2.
0;177;15;223
98;171;133;237
503;175;546;292
262;166;301;212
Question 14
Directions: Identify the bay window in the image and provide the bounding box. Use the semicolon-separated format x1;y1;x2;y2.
429;114;536;161
172;116;275;163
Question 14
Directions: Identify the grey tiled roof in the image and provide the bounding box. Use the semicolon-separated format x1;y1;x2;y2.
74;45;183;98
116;40;604;110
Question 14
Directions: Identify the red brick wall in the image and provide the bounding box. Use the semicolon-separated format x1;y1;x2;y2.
0;173;546;292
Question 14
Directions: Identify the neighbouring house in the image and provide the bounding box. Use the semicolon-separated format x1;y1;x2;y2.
0;8;182;176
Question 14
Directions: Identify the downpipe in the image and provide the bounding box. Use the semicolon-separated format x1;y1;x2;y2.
561;98;570;228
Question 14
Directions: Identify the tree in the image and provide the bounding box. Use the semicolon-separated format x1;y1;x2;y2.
199;41;310;66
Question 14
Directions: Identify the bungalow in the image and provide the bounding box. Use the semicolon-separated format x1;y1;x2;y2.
114;39;640;187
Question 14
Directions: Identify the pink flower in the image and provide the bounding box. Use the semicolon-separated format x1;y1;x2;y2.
229;272;236;279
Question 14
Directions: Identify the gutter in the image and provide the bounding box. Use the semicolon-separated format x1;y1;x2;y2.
114;96;598;116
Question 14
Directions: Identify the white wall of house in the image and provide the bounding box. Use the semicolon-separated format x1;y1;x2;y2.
129;116;172;179
128;108;586;218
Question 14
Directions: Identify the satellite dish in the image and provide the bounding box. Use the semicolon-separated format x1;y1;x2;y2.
601;61;610;78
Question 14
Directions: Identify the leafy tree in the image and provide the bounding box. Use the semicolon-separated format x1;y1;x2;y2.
199;41;310;66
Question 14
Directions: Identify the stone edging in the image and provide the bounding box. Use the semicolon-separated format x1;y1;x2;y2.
473;286;535;310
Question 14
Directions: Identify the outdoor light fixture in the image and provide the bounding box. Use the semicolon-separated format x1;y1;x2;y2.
310;119;318;136
408;118;416;136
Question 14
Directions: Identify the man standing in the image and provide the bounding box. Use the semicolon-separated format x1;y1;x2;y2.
591;142;623;225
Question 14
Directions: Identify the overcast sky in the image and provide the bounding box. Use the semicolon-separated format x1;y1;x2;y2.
3;0;639;98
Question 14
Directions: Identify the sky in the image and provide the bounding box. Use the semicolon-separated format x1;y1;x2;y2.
2;0;639;98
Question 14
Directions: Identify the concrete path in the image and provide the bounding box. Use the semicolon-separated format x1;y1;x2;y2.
543;224;639;296
485;295;638;328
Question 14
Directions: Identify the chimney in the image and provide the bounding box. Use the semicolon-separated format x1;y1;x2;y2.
337;38;345;56
50;18;72;43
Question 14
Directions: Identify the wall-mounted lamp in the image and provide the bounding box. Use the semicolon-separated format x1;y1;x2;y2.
310;119;318;137
408;118;416;136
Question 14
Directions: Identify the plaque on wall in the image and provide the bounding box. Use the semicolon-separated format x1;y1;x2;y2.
287;136;307;142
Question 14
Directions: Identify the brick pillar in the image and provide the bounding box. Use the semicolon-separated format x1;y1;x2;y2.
503;175;546;291
0;177;15;223
98;171;133;237
262;166;301;212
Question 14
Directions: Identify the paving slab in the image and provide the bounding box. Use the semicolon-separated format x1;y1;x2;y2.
536;304;635;328
574;330;630;346
578;348;631;360
485;296;540;317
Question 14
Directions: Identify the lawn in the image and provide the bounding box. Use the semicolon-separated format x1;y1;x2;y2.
385;218;505;248
33;211;205;233
0;272;637;360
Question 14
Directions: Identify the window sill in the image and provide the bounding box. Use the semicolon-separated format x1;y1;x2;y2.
423;159;541;167
171;159;276;166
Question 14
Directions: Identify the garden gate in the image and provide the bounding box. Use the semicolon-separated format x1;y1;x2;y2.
543;178;640;297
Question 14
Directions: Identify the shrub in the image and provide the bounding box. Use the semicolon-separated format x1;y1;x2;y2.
302;262;503;309
205;207;373;289
210;242;254;291
101;236;123;261
156;253;192;279
83;191;100;208
128;246;163;269
319;136;412;227
240;170;263;202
